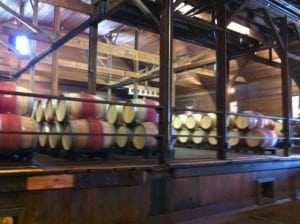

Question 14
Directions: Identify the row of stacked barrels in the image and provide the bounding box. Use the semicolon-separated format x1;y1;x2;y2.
33;93;159;153
172;111;283;149
0;83;39;152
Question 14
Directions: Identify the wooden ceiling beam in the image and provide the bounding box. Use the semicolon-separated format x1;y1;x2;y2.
226;0;249;27
0;1;40;33
38;0;93;15
66;37;160;65
10;0;129;80
191;67;246;82
132;0;160;27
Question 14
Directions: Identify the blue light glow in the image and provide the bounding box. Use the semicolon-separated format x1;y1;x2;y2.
15;35;30;56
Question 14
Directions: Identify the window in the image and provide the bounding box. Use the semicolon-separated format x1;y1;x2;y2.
15;35;31;56
230;101;238;113
292;95;299;118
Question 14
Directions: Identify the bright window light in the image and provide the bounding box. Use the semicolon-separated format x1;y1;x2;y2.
15;35;30;56
227;22;250;35
175;3;194;14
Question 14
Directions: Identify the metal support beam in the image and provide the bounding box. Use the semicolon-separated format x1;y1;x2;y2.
280;16;292;156
262;8;284;56
11;0;129;80
133;0;160;27
159;0;173;163
215;0;228;160
225;0;249;27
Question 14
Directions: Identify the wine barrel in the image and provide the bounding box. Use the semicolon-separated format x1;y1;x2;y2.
235;111;265;130
116;125;132;148
35;99;48;123
62;120;115;151
207;129;218;145
45;99;58;122
0;82;34;116
0;114;39;151
200;113;217;130
48;122;63;150
274;120;283;132
39;122;50;148
106;104;123;125
185;113;202;130
227;114;236;129
132;122;158;150
177;128;191;144
228;129;243;147
56;92;107;122
172;114;187;129
192;128;206;144
246;128;278;148
122;99;159;124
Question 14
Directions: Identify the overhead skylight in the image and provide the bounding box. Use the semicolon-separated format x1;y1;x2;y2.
15;35;31;56
175;2;194;15
227;22;250;35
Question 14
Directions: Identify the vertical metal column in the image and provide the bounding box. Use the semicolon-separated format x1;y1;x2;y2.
88;3;99;94
280;16;292;156
215;0;228;160
159;0;173;163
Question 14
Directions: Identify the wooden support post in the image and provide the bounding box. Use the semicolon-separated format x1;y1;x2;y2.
87;4;98;95
159;0;173;163
29;0;39;91
52;6;60;95
280;16;292;156
133;29;139;99
215;0;228;160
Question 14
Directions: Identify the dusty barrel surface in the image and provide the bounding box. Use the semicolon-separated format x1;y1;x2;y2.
246;128;278;148
62;119;115;151
177;128;191;144
235;111;265;130
185;113;202;130
116;125;132;148
35;99;48;123
48;122;63;150
106;104;123;125
192;128;206;144
45;99;58;122
228;129;243;147
0;82;34;116
132;122;158;150
207;129;218;145
39;122;50;148
200;113;217;130
56;92;107;122
122;99;159;124
0;114;39;151
172;114;187;130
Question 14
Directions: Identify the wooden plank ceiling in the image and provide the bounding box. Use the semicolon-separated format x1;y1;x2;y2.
0;0;298;97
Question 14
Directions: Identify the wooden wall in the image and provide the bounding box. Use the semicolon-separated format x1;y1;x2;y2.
1;160;300;224
176;77;299;116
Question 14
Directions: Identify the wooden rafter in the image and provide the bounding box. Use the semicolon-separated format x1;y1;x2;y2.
38;0;93;14
0;1;40;33
226;0;249;27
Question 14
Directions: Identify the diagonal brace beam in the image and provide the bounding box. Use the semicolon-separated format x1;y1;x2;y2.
11;0;129;80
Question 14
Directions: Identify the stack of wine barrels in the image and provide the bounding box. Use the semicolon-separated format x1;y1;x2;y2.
34;92;115;156
172;110;282;150
0;82;39;156
106;98;159;151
